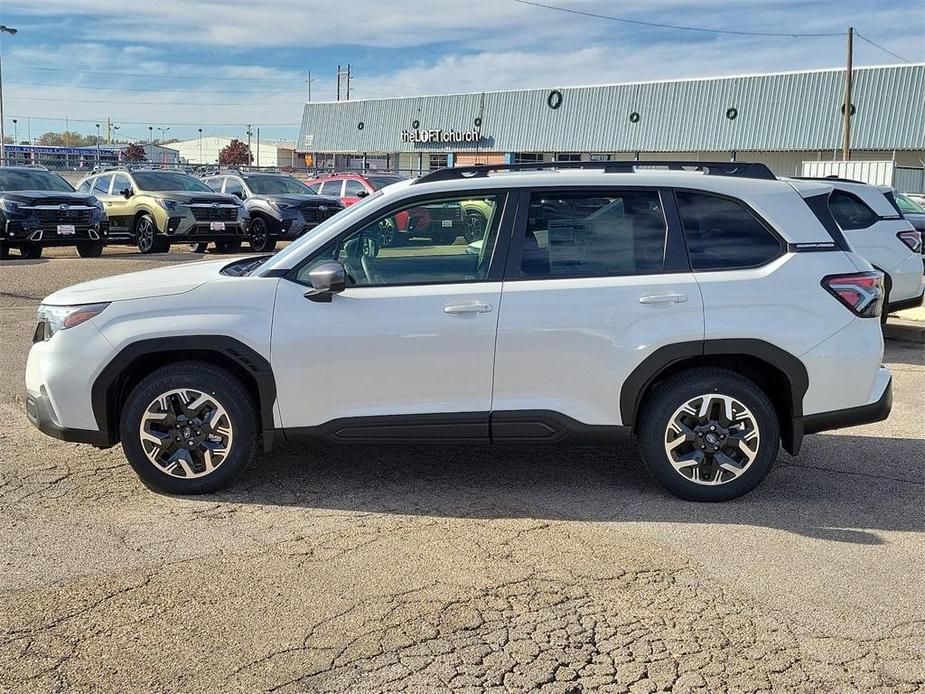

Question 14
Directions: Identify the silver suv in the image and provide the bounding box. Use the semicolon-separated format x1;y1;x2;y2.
203;172;343;253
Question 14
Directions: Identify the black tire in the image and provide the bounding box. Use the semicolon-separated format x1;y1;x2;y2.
75;241;104;258
0;243;9;260
119;362;258;495
21;243;43;259
464;210;487;243
187;242;209;253
637;367;780;502
248;217;277;253
880;273;892;324
134;214;160;254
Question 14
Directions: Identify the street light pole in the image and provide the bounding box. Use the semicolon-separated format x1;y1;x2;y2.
198;128;203;164
95;123;101;169
148;126;153;143
0;25;19;165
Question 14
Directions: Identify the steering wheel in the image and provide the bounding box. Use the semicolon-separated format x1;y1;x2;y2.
360;253;384;285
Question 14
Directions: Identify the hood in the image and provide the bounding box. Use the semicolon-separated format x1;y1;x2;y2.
141;191;238;205
0;191;98;205
259;193;342;206
43;257;238;305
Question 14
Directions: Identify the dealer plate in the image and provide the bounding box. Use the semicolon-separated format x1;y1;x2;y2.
210;222;226;231
57;224;76;235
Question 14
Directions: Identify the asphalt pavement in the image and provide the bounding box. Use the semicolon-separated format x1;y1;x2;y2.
1;247;923;693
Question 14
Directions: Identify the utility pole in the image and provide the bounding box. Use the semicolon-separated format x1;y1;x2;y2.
0;25;19;164
256;127;260;168
198;128;203;164
246;125;253;165
336;64;351;101
305;70;314;102
95;123;101;169
841;26;854;161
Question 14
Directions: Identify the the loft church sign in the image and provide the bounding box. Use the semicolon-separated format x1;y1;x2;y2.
400;128;484;144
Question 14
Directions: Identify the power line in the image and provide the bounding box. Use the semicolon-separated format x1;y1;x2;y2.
855;31;914;64
16;64;299;83
6;94;302;107
6;113;302;127
5;79;305;95
511;0;842;38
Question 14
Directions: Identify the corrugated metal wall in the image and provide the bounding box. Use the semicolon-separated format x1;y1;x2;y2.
298;65;925;154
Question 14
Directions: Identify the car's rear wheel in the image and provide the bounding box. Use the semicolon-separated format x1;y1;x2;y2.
20;243;43;259
248;217;277;253
637;368;779;501
119;362;258;494
75;241;104;258
464;210;487;243
187;242;209;253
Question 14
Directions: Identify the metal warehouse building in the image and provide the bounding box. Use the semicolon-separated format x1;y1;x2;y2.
297;64;925;181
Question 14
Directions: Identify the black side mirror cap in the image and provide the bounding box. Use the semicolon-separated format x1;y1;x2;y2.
304;261;347;302
121;188;133;198
356;190;370;198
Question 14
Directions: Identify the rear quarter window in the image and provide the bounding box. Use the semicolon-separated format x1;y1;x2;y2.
828;190;879;230
676;192;783;271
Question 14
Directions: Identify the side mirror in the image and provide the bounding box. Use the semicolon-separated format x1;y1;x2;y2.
233;191;245;200
304;261;347;303
356;190;370;198
121;188;133;198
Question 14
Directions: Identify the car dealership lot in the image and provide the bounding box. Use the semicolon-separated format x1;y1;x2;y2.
1;249;923;693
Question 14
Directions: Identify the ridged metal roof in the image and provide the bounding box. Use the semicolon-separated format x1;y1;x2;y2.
298;65;925;153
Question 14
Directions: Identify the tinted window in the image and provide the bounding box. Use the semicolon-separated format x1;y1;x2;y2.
204;177;224;193
319;180;342;197
244;175;313;195
224;178;245;197
676;192;782;270
828;190;879;230
366;175;404;189
298;195;503;287
92;175;112;196
132;172;212;192
0;169;75;192
519;191;667;278
111;174;132;195
344;179;368;197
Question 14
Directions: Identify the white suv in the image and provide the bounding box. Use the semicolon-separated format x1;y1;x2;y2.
25;162;893;502
793;177;923;315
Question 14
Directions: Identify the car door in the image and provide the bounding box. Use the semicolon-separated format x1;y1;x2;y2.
342;178;369;206
491;188;704;430
270;190;512;438
104;173;136;235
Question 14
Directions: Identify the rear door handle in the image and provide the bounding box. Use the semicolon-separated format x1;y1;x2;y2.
638;293;688;305
444;302;493;315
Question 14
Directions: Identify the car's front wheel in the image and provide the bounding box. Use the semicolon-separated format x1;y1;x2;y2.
637;368;779;501
135;214;166;254
248;217;277;253
119;362;258;494
187;242;209;253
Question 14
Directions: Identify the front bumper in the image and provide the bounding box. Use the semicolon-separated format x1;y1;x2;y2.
25;389;111;447
3;219;110;246
165;215;248;241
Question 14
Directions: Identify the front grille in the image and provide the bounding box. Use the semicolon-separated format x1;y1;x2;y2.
190;206;237;222
34;209;92;224
300;203;342;223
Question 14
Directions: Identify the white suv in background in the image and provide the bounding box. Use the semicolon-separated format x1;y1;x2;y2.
794;177;923;315
25;162;893;502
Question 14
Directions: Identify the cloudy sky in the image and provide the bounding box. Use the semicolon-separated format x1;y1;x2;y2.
0;0;922;142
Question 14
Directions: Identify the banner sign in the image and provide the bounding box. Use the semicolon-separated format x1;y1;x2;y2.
400;128;484;144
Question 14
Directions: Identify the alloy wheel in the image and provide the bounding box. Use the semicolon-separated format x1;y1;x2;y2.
250;218;270;252
663;393;760;485
138;388;234;479
136;218;155;253
464;211;485;243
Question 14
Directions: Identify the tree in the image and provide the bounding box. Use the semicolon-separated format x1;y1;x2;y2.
36;131;98;147
219;139;252;166
122;143;147;162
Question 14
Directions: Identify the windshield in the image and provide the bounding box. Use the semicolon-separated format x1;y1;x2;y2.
245;175;316;195
897;194;925;214
0;169;75;192
367;175;405;190
258;190;384;274
132;172;213;192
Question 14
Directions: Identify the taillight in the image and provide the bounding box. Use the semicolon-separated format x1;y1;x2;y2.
821;272;884;318
897;229;923;253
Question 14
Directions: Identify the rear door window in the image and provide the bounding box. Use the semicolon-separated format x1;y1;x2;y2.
320;180;343;197
516;190;668;278
676;192;783;270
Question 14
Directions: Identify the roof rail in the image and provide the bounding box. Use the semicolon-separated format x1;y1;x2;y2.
412;160;776;185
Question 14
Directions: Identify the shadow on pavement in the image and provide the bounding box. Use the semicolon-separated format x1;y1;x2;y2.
203;432;922;544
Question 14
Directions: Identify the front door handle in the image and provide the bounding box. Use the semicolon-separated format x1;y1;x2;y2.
638;293;688;305
444;302;493;315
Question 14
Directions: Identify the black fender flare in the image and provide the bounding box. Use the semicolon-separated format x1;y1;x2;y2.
619;339;809;454
90;335;277;448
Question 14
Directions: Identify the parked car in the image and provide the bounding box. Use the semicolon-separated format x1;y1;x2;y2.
0;166;109;260
202;171;343;253
309;173;490;246
76;169;248;254
892;192;925;270
905;193;925;208
27;161;893;502
792;177;923;316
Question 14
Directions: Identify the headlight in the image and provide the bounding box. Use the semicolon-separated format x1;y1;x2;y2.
155;198;178;212
87;196;105;213
268;200;297;212
0;198;20;213
36;303;110;340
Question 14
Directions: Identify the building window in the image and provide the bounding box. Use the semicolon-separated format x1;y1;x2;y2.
590;153;613;162
556;153;582;162
428;154;448;170
514;153;544;164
